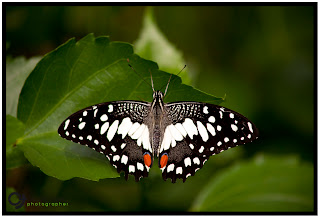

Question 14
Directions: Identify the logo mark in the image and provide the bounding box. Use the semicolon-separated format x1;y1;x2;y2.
8;192;26;209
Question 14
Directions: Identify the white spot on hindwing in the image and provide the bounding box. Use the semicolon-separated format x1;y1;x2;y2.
203;106;209;114
94;139;99;145
108;104;113;112
206;123;216;136
113;155;120;161
121;143;126;149
217;125;222;131
224;137;229;142
100;122;109;135
217;141;222;146
219;111;223;119
248;122;254;133
118;117;133;139
65;131;69;136
167;164;174;172
137;162;144;171
94;109;98;117
95;124;99;129
197;121;209;142
199;146;204;153
100;114;108;121
168;124;183;141
128;122;140;136
87;135;92;141
64;119;70;130
78;122;86;130
208;116;215;123
184;157;192;167
230;113;234;119
121;155;128;165
107;120;119;141
175;123;187;137
182;118;198;139
193;157;200;165
189;143;194;150
129;165;135;173
101;145;106;150
176;167;183;174
83;111;87;116
111;145;117;152
231;124;238;132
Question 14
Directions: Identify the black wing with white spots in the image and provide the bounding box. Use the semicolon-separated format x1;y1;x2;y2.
58;101;152;181
159;102;259;183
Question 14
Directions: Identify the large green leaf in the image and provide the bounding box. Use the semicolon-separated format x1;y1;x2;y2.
191;155;314;212
6;56;41;117
16;34;224;181
6;115;29;169
135;7;191;84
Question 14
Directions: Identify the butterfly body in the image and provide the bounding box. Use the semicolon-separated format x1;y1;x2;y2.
58;82;258;183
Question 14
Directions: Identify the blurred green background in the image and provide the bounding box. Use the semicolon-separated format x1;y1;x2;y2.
6;5;315;212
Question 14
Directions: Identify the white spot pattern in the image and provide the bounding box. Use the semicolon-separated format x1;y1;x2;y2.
137;162;144;171
182;118;198;139
100;114;108;121
100;122;109;135
184;157;192;167
167;164;174;172
203;106;209;114
121;155;128;165
108;104;113;112
193;157;200;165
199;146;204;153
231;124;238;132
129;165;135;173
113;155;120;161
118;117;133;139
197;121;209;142
206;123;216;136
189;143;194;149
107;120;119;141
64;119;70;130
176;167;183;174
248;122;254;133
208;116;215;123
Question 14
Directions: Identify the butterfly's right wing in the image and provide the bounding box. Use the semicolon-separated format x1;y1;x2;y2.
58;101;152;181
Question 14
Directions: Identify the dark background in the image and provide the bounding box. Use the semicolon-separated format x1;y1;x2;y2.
6;5;315;212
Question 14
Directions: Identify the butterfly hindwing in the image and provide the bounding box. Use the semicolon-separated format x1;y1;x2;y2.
159;102;259;182
58;101;152;181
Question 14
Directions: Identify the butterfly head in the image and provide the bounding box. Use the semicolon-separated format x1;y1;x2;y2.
152;90;164;101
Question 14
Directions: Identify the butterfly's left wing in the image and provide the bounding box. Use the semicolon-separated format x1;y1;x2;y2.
58;101;153;181
159;102;259;183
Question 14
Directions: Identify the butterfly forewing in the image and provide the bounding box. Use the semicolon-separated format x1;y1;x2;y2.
58;101;152;181
159;102;259;182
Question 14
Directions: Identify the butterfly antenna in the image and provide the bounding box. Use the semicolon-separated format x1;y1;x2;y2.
127;59;152;90
163;65;187;97
149;69;155;92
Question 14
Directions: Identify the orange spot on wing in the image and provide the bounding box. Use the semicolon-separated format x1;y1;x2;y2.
144;153;152;167
160;154;168;168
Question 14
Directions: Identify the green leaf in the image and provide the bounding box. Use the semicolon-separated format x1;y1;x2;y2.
135;7;191;84
6;187;25;212
6;56;41;117
191;155;314;212
6;115;29;169
16;34;223;181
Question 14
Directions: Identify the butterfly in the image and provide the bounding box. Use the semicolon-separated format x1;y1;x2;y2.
58;65;259;183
